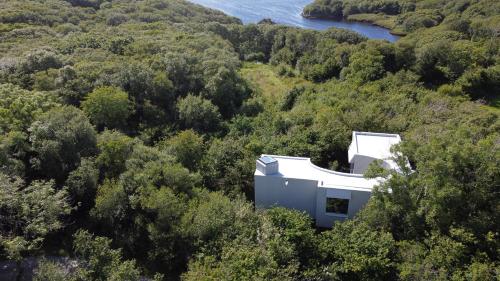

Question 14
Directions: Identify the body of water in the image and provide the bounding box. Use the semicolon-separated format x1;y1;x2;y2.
189;0;400;42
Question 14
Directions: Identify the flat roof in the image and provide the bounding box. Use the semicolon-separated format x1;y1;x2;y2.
352;131;401;160
254;155;379;191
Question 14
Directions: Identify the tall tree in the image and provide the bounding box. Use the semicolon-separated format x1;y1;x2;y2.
0;173;70;270
29;106;97;183
81;86;134;131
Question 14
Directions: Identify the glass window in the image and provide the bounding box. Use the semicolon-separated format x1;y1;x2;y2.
326;198;349;215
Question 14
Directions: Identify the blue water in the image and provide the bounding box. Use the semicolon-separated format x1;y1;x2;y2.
189;0;400;42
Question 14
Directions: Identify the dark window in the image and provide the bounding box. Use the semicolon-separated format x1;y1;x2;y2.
326;198;349;214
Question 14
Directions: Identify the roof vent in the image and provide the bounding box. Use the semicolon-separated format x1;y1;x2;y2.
256;156;279;175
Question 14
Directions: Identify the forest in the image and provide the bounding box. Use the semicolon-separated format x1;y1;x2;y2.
0;0;498;280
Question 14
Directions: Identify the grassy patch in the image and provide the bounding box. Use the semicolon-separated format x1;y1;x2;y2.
240;62;310;104
486;96;500;113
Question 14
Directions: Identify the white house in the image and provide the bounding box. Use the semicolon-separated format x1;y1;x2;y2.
254;131;402;228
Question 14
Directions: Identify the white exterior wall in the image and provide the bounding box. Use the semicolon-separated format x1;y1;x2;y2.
256;160;279;175
254;175;318;217
255;172;373;228
348;141;356;163
315;187;372;228
350;155;378;174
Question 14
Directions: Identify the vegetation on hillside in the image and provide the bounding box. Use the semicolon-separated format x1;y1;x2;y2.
0;0;498;280
303;0;500;36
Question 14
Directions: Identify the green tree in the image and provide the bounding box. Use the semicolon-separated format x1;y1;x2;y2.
92;179;129;227
65;157;98;210
0;83;58;134
117;63;174;126
303;0;344;20
0;131;30;177
96;130;138;178
183;240;298;281
33;259;91;281
81;86;133;130
29;106;97;182
363;129;499;244
73;230;141;281
183;213;299;281
20;48;62;74
201;138;254;196
458;65;500;100
157;129;205;171
181;190;258;256
315;220;397;280
201;59;251;118
266;208;317;269
92;144;201;274
137;186;187;273
119;144;201;195
0;173;70;262
340;48;385;83
34;259;70;281
177;94;221;133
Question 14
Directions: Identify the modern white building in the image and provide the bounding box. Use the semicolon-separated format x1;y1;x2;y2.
254;131;402;228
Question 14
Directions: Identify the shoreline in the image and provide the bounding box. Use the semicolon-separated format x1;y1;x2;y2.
189;0;400;41
302;13;405;37
344;16;407;36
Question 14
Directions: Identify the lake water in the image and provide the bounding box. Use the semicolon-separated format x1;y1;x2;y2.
189;0;400;42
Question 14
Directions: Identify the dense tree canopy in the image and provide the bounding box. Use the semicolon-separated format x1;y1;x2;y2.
0;0;498;280
0;173;70;261
29;106;97;182
81;86;133;131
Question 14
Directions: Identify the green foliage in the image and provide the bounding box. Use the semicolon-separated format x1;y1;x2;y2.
0;83;58;134
397;9;444;32
341;47;385;83
183;213;299;281
177;94;222;133
304;0;403;20
81;86;133;130
73;230;141;281
181;190;258;256
65;0;107;9
0;0;498;279
303;0;344;20
92;143;201;273
359;123;499;280
458;65;500;100
29;106;97;182
65;157;98;209
266;208;317;269
280;86;305;111
119;144;201;194
316;220;397;280
20;48;62;74
33;259;69;281
92;179;128;226
0;130;29;176
0;173;70;260
397;232;500;281
201;137;255;195
96;130;137;178
183;240;298;281
363;127;499;242
157;129;205;171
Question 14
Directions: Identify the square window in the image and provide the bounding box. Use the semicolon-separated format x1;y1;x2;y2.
326;198;349;215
